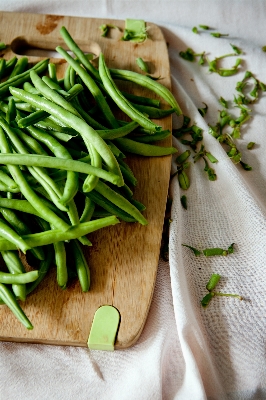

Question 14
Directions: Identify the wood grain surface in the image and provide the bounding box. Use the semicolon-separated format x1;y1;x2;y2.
0;12;173;348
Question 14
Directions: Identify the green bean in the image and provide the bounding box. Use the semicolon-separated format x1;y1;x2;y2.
23;81;40;95
0;170;19;190
0;182;20;193
132;129;171;143
10;86;124;185
94;180;147;225
13;128;49;156
85;190;136;223
48;63;58;82
136;57;149;73
131;103;175;119
0;59;6;80
9;57;28;79
1;250;26;301
69;239;90;292
26;245;54;295
96;121;139;140
4;57;18;77
117;157;137;186
99;53;161;132
0;127;70;232
0;215;31;253
60;26;100;81
0;283;33;329
0;152;122;187
0;270;38;284
206;274;221;291
0;58;49;98
56;46;119;129
54;239;67;289
79;197;95;223
0;215;119;251
6;97;16;124
121;91;160;108
113;137;177;156
110;68;182;116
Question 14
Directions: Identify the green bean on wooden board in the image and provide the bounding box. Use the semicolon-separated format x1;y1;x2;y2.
0;283;33;329
99;52;161;132
0;24;183;328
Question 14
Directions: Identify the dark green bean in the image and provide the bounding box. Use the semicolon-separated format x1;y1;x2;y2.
96;121;139;140
99;53;161;132
0;283;33;329
131;103;175;119
69;240;90;292
132;129;171;143
26;245;54;295
121;91;160;108
1;250;26;301
79;197;95;223
54;239;67;289
0;216;30;253
113;137;177;156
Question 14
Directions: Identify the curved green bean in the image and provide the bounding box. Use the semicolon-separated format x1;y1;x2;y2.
0;270;38;284
0;283;33;329
99;53;161;132
26;245;54;295
69;239;90;292
110;68;182;116
1;250;26;301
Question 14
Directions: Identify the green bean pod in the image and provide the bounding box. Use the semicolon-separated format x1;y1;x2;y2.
54;239;68;289
0;270;38;284
99;53;161;132
69;240;90;292
0;216;120;251
113;137;177;156
0;283;33;329
1;250;26;301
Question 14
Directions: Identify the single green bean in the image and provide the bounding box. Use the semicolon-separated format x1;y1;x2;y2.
121;91;160;108
132;103;175;119
69;239;90;292
1;250;26;301
48;63;58;82
0;59;6;80
99;53;161;132
132;129;171;143
54;239;68;289
0;216;31;253
206;274;221;291
96;120;139;140
0;283;33;329
0;270;38;284
79;197;95;223
113;137;177;156
60;26;100;81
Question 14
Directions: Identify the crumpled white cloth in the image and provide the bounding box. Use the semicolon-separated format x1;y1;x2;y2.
1;1;266;399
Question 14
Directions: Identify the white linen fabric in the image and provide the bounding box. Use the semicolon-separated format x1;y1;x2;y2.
0;1;266;399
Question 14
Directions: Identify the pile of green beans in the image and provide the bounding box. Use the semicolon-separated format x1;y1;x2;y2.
0;26;180;329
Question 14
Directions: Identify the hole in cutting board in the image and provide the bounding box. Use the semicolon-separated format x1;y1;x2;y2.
11;36;101;60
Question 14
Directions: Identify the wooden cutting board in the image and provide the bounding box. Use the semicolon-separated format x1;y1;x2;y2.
0;11;173;348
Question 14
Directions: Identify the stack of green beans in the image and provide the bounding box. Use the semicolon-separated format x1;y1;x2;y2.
0;26;181;329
